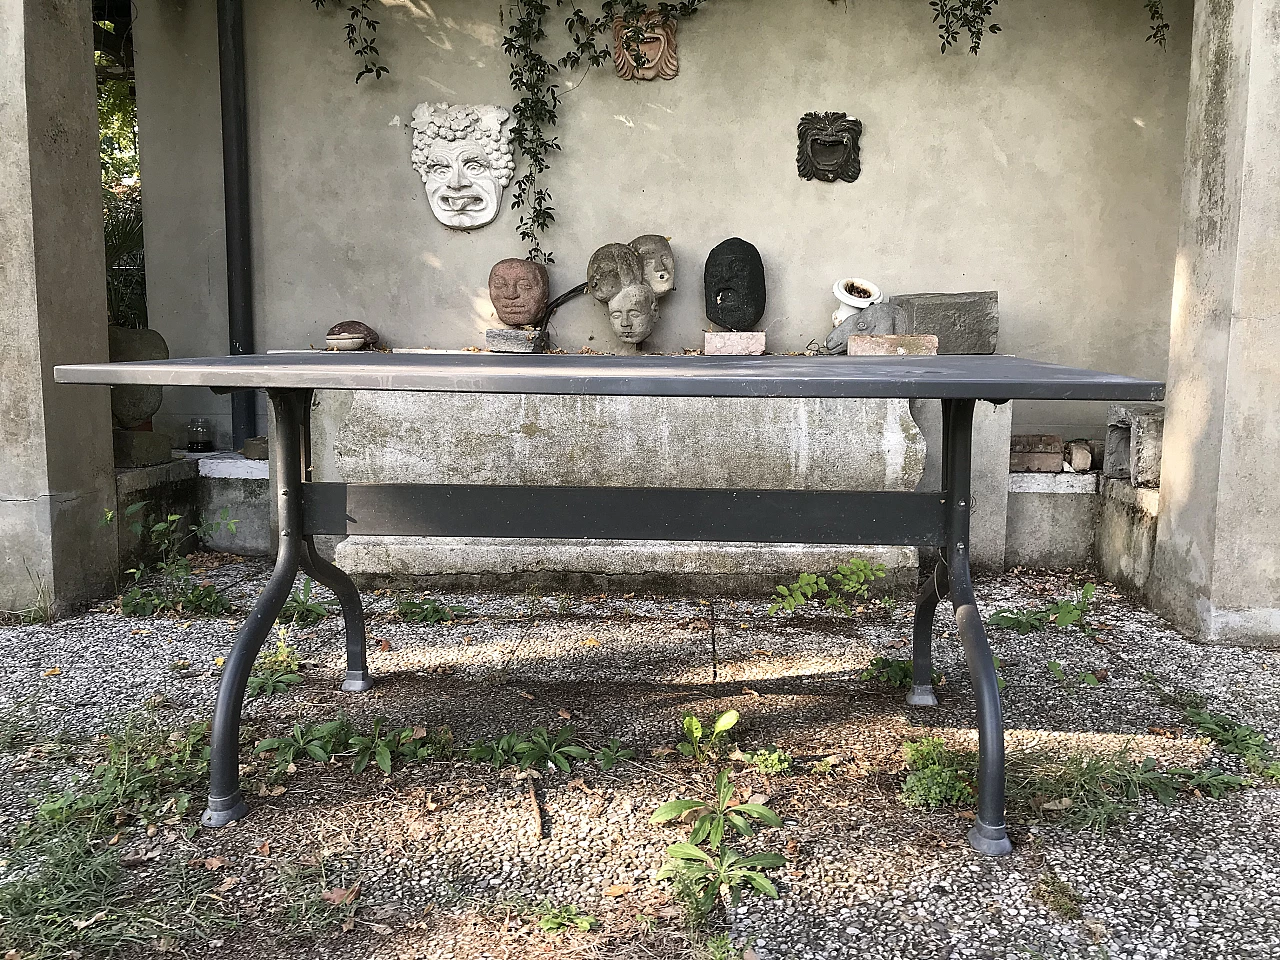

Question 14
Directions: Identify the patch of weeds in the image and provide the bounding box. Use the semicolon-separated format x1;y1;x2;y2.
659;844;785;928
1034;868;1083;920
0;563;55;625
256;717;454;778
468;731;533;769
517;725;591;772
744;745;793;775
988;583;1097;635
279;576;330;627
810;755;841;776
700;933;749;960
256;717;353;772
105;504;237;617
652;769;781;848
248;634;303;698
1184;708;1274;763
1046;661;1109;687
395;596;468;624
534;902;598;933
768;558;886;615
899;737;976;809
277;856;359;935
593;737;636;771
678;709;739;763
859;656;942;689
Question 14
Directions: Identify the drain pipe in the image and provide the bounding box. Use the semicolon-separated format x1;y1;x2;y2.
216;0;256;449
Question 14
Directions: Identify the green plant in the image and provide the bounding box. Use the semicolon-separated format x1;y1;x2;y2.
468;731;533;769
105;503;237;617
279;577;330;627
516;725;591;772
248;634;304;698
678;709;739;763
858;656;938;689
989;584;1097;635
256;718;354;772
534;902;598;933
900;737;976;809
305;0;388;82
652;769;781;849
395;596;468;624
986;607;1051;634
658;844;785;926
350;718;403;775
700;933;748;960
593;737;637;771
745;745;793;775
768;559;886;615
1184;708;1273;760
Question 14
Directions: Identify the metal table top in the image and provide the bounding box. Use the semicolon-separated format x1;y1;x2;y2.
54;352;1165;401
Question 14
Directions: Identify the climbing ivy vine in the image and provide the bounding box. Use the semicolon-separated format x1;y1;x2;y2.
309;0;1174;259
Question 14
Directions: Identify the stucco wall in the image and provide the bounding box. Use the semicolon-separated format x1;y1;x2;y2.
132;0;1191;446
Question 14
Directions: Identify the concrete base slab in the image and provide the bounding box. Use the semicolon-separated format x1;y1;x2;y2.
1005;471;1101;569
1096;478;1159;594
335;537;918;596
704;331;765;355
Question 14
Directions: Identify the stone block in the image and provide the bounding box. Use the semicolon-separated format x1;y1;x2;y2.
486;327;547;353
847;334;939;357
704;331;765;355
1104;403;1164;487
1010;434;1063;473
240;435;269;460
1065;439;1093;472
889;291;999;355
1096;478;1159;594
113;428;173;468
1006;471;1100;569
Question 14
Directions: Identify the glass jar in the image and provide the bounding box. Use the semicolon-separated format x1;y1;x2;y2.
187;417;214;453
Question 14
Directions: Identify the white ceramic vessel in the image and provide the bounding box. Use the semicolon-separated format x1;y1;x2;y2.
832;277;884;327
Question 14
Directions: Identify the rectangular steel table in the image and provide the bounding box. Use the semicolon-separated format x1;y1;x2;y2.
56;352;1165;856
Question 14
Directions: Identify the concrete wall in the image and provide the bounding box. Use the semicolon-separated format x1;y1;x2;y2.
1147;0;1280;646
1097;478;1159;594
0;0;118;613
1005;473;1100;569
132;0;1191;446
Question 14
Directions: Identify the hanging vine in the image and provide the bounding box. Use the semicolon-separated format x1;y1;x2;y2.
306;0;388;82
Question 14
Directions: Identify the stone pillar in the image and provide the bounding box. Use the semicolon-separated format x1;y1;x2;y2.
1148;0;1280;644
0;0;118;613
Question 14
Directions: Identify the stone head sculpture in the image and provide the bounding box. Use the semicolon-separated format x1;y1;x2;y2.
587;243;645;303
797;111;863;183
488;258;550;328
704;238;766;331
410;102;514;230
609;283;659;344
612;11;679;81
629;235;676;297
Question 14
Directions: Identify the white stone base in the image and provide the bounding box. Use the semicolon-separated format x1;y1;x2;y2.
704;331;766;355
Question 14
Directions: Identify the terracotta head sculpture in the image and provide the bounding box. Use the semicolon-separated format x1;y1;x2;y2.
608;283;659;344
797;111;863;184
629;235;676;297
704;238;766;332
488;258;550;327
613;11;678;81
587;243;645;303
410;103;515;230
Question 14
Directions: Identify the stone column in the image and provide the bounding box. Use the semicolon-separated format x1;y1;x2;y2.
1148;0;1280;644
0;0;118;613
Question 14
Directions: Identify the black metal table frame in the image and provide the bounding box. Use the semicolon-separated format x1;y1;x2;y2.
201;387;1013;856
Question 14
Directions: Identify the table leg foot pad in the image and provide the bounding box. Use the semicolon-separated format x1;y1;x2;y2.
967;820;1013;857
201;792;249;828
342;670;374;693
906;684;939;707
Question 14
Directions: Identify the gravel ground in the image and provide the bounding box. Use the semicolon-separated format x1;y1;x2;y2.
2;559;1279;960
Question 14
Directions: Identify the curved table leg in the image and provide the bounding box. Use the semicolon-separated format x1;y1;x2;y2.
203;389;305;828
907;561;948;707
300;536;371;692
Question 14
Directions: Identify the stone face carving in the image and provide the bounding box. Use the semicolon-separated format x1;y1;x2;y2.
410;102;514;230
587;243;645;303
488;258;550;327
704;238;766;331
824;302;906;354
608;283;659;344
613;12;678;81
797;111;863;183
629;234;676;297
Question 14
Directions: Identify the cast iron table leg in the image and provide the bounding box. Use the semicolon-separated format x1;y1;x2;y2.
943;398;1012;857
202;389;305;828
907;560;946;707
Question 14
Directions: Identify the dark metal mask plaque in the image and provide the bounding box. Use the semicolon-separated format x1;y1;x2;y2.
797;111;863;183
703;238;766;332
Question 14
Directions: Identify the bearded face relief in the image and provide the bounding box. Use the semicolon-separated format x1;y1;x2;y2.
608;284;659;344
704;238;767;332
797;112;863;184
410;103;514;230
488;259;550;328
587;243;645;303
612;12;678;81
629;235;676;297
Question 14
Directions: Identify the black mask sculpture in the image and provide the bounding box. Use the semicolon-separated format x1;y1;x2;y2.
704;238;766;332
797;111;863;183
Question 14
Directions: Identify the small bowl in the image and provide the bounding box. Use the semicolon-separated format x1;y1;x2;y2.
326;334;366;351
833;277;883;310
